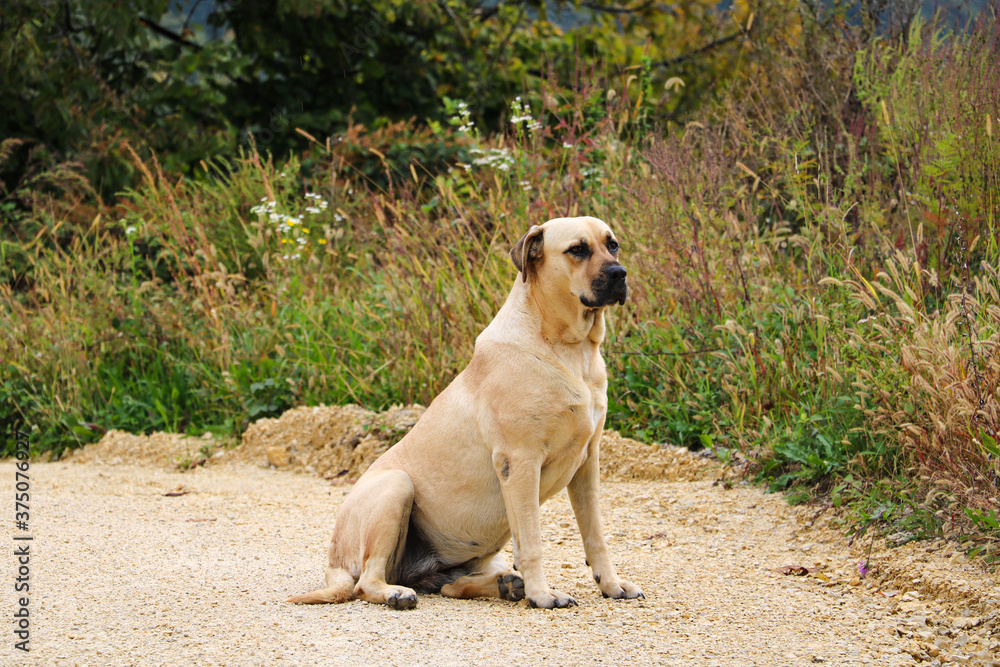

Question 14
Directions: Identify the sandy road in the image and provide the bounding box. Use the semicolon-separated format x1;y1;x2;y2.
1;460;996;666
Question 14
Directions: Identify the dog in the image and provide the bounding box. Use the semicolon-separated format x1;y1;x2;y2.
288;216;643;609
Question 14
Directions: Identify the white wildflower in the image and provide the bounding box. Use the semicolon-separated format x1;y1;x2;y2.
469;147;515;172
451;100;475;135
510;96;541;131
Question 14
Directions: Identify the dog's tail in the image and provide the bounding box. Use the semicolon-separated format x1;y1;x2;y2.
287;567;356;604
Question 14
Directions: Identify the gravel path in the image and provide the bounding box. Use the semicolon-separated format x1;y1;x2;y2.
2;460;997;666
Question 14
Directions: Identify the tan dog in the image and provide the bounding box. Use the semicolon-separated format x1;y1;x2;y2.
289;216;643;609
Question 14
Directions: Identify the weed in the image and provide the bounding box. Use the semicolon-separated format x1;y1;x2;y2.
2;10;999;554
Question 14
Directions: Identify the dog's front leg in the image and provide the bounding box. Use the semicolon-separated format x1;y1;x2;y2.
493;450;577;609
567;432;644;600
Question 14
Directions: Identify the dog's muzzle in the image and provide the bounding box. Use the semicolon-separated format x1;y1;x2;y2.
581;264;628;308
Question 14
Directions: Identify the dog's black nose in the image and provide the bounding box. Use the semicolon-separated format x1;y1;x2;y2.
606;265;627;283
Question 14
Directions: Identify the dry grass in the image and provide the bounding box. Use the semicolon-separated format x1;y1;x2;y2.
2;11;999;553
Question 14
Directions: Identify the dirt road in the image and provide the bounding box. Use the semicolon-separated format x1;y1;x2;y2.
2;454;997;666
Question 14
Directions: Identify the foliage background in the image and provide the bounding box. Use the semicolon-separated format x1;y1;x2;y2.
2;0;999;556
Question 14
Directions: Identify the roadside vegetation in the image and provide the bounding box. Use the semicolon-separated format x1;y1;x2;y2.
2;2;998;560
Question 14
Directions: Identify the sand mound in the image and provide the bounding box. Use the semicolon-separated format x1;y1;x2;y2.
230;408;720;484
599;430;720;482
231;403;425;479
69;429;218;468
73;404;721;483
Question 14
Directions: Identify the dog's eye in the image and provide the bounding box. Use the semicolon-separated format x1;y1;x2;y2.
566;244;590;258
607;240;619;254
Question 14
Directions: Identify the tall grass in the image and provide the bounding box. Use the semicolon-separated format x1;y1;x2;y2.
2;11;998;553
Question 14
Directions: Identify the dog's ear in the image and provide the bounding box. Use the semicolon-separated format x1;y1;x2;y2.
510;225;544;282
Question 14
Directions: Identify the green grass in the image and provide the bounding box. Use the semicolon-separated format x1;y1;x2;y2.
2;13;999;559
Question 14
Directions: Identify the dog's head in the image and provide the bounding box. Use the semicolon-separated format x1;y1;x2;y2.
510;217;627;310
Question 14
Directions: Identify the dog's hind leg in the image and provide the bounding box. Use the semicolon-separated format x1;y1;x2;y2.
440;553;525;601
288;469;418;608
347;469;420;610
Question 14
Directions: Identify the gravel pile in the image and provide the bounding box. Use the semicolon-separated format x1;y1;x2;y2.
234;403;426;479
71;404;720;484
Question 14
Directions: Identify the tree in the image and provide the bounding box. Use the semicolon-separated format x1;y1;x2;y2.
0;0;743;227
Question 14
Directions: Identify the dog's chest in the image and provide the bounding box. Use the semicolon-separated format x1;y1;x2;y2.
539;377;606;494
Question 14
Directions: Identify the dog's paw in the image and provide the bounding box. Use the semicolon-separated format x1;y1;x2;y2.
599;578;644;600
385;586;418;610
497;573;525;601
527;588;578;609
